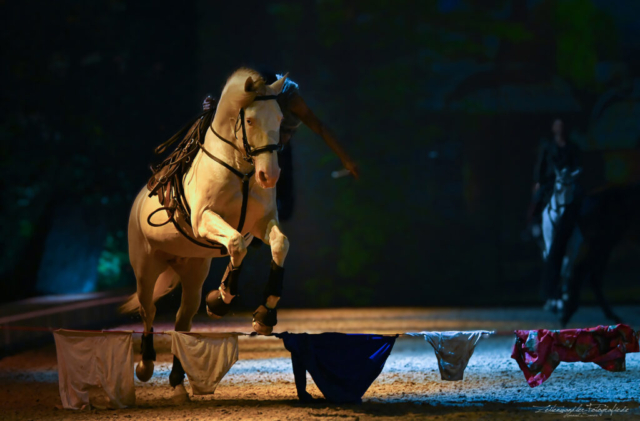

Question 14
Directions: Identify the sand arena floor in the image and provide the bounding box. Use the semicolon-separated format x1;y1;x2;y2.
1;306;639;420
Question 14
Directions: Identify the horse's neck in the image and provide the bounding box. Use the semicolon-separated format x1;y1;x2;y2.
206;94;253;173
182;131;249;211
548;194;563;222
542;194;562;257
557;183;575;206
186;75;255;188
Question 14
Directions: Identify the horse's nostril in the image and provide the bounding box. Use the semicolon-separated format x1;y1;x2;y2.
258;171;268;183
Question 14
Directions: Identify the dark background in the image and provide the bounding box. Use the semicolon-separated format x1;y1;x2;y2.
2;0;639;310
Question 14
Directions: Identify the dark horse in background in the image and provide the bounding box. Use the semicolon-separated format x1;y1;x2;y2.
558;182;640;326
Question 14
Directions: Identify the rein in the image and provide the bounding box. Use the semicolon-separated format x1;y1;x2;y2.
146;95;280;253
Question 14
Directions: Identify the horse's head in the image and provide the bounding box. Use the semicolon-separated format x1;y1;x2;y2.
553;167;581;206
238;73;288;189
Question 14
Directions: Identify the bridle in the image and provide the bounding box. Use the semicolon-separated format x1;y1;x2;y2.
146;93;283;253
210;94;283;165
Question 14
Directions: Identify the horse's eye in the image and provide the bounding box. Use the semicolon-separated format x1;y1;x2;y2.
246;119;252;126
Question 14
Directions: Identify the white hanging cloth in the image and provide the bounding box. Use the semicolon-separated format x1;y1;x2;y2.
53;330;135;409
169;331;239;395
407;331;494;380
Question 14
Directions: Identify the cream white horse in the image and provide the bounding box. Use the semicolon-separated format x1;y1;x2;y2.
121;68;290;401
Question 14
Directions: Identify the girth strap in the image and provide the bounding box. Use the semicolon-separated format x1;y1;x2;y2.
147;143;255;252
148;206;226;251
147;93;278;251
147;158;255;249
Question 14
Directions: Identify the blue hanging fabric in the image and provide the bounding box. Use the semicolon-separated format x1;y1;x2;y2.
277;332;397;404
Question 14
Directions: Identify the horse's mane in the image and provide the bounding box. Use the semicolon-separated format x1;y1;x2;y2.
226;67;265;84
222;67;267;106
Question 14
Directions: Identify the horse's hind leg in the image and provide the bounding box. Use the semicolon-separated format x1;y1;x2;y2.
132;254;169;382
168;258;211;403
560;244;591;327
589;242;623;324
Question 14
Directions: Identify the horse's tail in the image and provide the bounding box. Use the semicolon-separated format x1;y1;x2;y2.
119;269;181;314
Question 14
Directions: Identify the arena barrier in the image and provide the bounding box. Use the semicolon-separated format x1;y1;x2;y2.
1;324;638;409
0;292;130;356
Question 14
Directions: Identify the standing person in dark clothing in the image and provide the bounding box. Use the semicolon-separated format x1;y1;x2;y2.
532;119;583;305
204;71;359;221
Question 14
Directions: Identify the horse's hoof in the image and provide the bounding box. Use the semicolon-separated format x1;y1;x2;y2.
543;299;558;314
136;360;154;382
252;305;277;335
171;383;190;405
205;289;231;319
252;320;273;336
205;305;224;320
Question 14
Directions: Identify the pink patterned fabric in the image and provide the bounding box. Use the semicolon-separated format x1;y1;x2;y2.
511;324;639;387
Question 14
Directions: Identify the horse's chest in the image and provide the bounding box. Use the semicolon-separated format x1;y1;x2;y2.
206;186;270;232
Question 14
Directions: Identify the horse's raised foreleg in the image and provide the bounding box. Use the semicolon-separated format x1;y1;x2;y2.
195;210;248;318
196;209;248;267
252;219;289;335
168;257;211;403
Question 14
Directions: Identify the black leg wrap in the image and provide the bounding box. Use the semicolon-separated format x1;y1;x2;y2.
169;355;186;387
253;261;284;329
206;263;242;317
223;262;242;296
141;328;156;361
264;260;284;300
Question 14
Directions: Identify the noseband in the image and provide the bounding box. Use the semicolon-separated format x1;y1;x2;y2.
211;94;283;165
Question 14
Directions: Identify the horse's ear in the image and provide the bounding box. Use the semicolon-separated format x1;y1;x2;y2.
554;167;560;178
571;168;582;178
269;73;289;95
244;76;255;92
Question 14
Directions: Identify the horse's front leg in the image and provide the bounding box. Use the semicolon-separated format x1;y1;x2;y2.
252;219;289;335
196;209;248;318
196;209;248;267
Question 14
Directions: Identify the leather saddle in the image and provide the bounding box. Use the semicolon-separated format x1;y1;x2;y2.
146;118;204;213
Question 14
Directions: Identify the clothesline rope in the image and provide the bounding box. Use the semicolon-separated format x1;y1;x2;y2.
2;325;638;337
0;325;254;335
0;325;522;336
